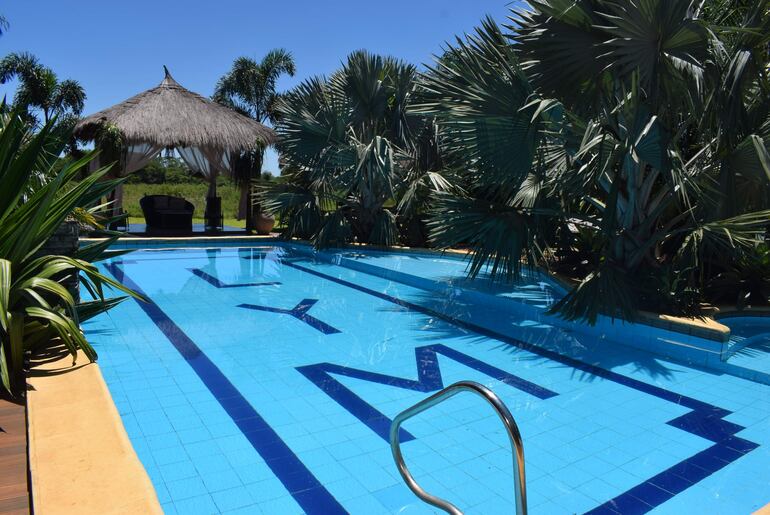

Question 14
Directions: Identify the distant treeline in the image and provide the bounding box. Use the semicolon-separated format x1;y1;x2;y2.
126;156;274;185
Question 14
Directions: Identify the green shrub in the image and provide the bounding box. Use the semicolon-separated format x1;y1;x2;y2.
0;113;139;396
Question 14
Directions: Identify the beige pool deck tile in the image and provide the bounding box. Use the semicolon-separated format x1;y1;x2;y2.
27;347;161;515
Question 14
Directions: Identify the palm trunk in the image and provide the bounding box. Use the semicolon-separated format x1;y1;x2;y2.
238;184;255;232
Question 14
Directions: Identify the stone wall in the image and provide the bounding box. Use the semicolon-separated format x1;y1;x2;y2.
35;220;80;301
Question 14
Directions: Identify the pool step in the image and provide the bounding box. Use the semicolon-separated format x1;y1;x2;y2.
719;334;770;385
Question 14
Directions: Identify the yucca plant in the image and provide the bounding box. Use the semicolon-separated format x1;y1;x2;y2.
0;112;139;396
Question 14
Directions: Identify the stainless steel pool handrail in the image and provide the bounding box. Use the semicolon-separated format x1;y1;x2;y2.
389;381;527;515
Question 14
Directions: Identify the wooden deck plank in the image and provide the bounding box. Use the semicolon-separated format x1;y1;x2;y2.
0;496;29;512
0;394;29;515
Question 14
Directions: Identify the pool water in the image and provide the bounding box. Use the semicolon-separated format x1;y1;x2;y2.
86;244;770;514
723;317;770;348
331;249;564;309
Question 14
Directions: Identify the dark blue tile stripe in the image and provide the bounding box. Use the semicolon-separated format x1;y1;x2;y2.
297;344;557;443
104;262;346;514
189;268;282;288
282;260;759;514
238;298;341;335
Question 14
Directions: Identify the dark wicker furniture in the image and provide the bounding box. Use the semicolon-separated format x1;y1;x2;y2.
140;195;194;234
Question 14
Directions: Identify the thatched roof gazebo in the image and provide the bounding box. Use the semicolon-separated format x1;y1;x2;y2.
74;66;275;231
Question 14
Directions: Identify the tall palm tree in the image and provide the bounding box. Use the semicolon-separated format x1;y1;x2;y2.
214;49;296;228
0;52;86;128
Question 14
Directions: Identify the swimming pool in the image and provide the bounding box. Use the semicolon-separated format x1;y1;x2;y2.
86;243;770;514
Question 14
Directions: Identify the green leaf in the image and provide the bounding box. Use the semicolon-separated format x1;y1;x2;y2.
750;135;770;182
8;312;24;386
0;338;10;395
0;259;10;332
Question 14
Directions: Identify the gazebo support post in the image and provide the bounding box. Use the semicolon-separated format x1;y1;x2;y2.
207;173;217;199
245;189;254;233
205;174;223;232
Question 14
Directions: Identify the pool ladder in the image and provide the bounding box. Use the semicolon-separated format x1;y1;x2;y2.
390;381;527;515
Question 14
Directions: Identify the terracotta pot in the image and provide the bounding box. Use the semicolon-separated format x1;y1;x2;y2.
254;212;276;235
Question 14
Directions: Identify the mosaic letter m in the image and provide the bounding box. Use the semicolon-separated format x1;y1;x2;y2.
296;344;557;442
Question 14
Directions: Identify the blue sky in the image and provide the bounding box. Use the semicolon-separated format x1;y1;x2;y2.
0;1;516;172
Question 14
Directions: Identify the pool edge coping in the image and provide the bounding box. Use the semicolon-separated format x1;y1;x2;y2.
26;348;162;515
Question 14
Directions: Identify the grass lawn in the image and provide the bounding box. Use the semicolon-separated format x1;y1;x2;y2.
123;182;246;228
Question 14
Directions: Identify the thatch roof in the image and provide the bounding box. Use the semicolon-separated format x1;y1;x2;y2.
74;67;274;152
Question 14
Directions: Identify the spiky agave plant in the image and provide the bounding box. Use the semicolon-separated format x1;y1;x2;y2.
0;112;140;396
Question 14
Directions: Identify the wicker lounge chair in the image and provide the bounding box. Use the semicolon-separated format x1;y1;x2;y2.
140;194;194;234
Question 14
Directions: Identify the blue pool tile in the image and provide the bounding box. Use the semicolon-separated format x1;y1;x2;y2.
251;494;302;514
355;467;400;492
211;486;255;512
159;460;199;482
184;441;220;459
171;416;206;431
152;446;190;466
582;478;620;503
214;434;252;453
139;418;175;437
201;468;243;493
233;465;274;485
166;476;209;502
205;422;241;438
145;432;182;451
371;484;422;512
553;490;604;513
308;460;350;483
560;466;597;488
190;453;233;474
172;494;219;515
575;457;614;477
602;468;642;491
629;481;674;508
224;449;261;468
243;478;287;502
471;495;515;513
343;494;390;514
325;439;366;461
154;482;171;504
596;447;635;468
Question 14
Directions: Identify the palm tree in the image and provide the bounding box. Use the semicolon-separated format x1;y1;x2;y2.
0;52;86;128
419;1;770;322
214;49;296;229
261;50;448;248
